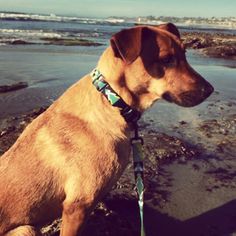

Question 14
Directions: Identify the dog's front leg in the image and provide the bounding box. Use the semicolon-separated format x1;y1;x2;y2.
60;200;88;236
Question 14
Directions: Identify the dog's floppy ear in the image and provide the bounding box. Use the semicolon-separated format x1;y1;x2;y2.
110;27;143;64
156;23;181;39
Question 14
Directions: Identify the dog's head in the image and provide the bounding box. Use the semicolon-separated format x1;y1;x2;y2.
109;23;214;111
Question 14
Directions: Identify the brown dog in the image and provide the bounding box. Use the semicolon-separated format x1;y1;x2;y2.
0;23;213;236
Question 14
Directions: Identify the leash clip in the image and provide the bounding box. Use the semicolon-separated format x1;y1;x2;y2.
130;122;144;145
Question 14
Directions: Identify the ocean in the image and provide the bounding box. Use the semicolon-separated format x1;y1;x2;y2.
0;12;235;120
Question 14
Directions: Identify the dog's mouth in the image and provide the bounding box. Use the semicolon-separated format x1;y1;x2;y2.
162;84;214;107
162;92;204;107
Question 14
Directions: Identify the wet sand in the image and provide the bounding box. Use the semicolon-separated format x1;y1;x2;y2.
0;32;236;235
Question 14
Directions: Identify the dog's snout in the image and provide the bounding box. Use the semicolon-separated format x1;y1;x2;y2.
162;79;214;107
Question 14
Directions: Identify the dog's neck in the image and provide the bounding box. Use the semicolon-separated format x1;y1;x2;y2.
72;76;130;140
97;46;124;84
58;47;140;139
91;68;141;123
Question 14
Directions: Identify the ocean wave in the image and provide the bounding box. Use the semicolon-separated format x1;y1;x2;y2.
0;29;62;39
0;38;36;45
0;28;105;46
0;29;63;45
176;20;236;29
135;17;236;30
0;12;125;25
105;18;125;23
0;12;80;22
0;28;104;46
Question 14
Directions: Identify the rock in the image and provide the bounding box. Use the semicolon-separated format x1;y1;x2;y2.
183;37;213;49
41;37;103;46
11;40;28;45
182;32;236;59
179;120;187;125
0;82;28;93
201;45;236;58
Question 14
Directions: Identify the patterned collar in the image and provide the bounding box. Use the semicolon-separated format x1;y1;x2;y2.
90;69;141;123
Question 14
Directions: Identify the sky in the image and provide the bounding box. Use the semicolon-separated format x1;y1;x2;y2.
0;0;235;18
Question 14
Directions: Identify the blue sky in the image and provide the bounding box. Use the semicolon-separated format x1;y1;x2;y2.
1;0;235;17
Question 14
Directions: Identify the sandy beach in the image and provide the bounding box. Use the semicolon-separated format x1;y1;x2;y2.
0;27;236;236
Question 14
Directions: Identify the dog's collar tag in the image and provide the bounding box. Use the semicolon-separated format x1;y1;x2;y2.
91;69;141;123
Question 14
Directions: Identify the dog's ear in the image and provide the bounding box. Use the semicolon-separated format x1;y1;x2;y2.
156;23;181;39
110;27;143;64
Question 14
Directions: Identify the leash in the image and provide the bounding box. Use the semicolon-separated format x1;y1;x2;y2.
131;122;146;236
91;69;145;236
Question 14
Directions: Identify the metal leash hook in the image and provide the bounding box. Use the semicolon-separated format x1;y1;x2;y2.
131;122;146;236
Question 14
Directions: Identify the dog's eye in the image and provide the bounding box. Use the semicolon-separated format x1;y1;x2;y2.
160;55;174;64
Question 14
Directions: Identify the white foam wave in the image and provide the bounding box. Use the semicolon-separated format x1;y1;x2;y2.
135;17;236;29
176;20;236;29
136;17;167;25
0;12;124;25
105;18;125;23
0;12;79;22
0;29;62;39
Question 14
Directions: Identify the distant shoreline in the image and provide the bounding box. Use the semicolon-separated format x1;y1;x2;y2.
0;11;236;30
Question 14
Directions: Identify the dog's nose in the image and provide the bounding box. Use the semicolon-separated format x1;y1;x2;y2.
202;82;214;98
209;83;214;94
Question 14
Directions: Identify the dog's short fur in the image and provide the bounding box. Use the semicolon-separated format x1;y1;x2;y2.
0;23;213;236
